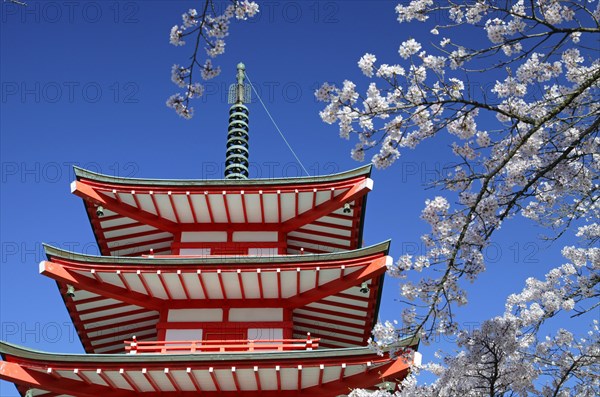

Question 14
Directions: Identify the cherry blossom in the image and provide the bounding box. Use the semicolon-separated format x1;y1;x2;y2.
359;53;377;77
316;0;599;395
167;1;259;119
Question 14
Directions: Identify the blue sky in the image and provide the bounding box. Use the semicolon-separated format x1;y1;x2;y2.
0;1;583;395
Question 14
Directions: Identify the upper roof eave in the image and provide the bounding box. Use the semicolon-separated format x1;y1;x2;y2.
73;164;373;187
43;240;391;266
0;336;418;364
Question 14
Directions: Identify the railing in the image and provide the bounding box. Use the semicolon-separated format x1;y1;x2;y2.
124;334;319;354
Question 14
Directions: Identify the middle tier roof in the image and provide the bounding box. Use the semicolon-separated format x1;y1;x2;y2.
41;242;390;354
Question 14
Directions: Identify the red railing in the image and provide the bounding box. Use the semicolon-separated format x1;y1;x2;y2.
124;334;319;354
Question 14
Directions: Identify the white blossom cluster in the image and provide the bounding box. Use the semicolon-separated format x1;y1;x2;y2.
317;1;599;395
391;317;600;396
167;1;259;118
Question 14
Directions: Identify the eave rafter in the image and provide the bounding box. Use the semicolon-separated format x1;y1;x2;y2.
0;361;126;397
72;180;179;234
0;355;412;397
72;171;372;238
40;252;389;310
288;256;389;307
281;178;373;233
39;261;163;311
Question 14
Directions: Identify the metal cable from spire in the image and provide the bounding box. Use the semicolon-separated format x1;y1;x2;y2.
224;63;252;180
245;72;310;177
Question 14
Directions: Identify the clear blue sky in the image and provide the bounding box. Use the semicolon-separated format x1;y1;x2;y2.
0;1;580;395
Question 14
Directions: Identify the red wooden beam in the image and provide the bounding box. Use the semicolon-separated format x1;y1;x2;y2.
167;192;181;223
70;294;106;306
209;367;220;392
298;305;367;323
276;269;282;299
311;297;368;313
289;256;388;307
73;181;179;234
100;220;143;233
113;190;124;205
73;369;94;386
91;325;157;350
257;269;264;299
142;368;160;392
315;267;320;289
310;220;352;232
237;269;245;300
318;364;324;387
186;368;203;392
294;189;299;218
149;192;163;221
177;270;191;300
120;369;142;392
102;229;163;245
196;270;208;299
85;314;159;337
204;192;215;223
258;190;265;223
240;191;248;223
110;236;173;253
164;368;181;392
91;269;103;284
157;271;173;300
296;226;352;243
286;234;350;251
97;368;119;389
222;192;232;224
253;366;261;390
156;321;291;330
296;267;301;295
137;271;156;298
275;366;281;392
294;312;365;331
185;192;199;223
277;190;282;223
117;270;134;292
41;261;162;311
216;269;227;299
0;361;123;397
231;367;241;392
338;363;346;382
294;320;364;339
131;190;142;210
287;244;328;254
77;301;130;317
88;323;157;344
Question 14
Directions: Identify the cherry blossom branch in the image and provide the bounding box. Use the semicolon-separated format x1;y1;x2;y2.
166;1;259;119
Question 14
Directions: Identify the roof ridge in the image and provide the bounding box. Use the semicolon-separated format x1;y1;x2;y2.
72;164;372;186
42;240;391;265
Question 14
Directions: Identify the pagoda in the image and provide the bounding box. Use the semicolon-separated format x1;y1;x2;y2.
0;64;420;396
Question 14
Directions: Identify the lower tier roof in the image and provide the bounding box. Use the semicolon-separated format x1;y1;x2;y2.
41;242;390;354
0;340;420;397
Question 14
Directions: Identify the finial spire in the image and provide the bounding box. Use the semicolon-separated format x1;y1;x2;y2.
236;62;245;100
225;63;251;180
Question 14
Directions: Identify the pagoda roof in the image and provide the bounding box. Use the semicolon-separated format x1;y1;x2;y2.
71;165;373;257
40;242;391;355
73;164;372;187
44;239;390;265
0;338;419;397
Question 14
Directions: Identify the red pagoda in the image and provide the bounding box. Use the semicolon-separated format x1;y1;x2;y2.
0;64;419;396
